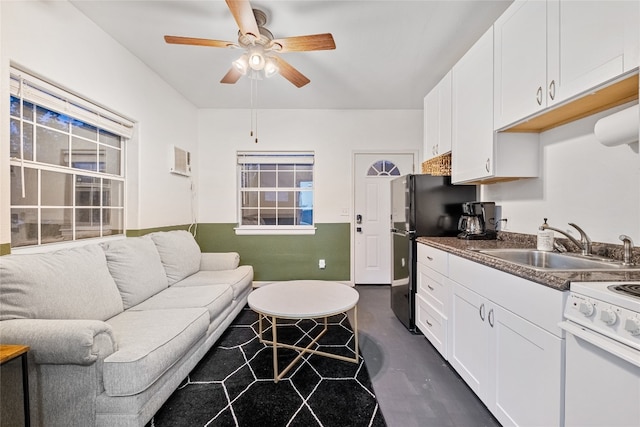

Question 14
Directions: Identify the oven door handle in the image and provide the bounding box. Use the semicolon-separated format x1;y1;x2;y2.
559;321;640;368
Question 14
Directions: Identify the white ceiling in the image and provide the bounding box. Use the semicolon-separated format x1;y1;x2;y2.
70;0;512;110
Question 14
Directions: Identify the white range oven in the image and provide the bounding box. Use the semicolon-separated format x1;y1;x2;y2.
560;282;640;427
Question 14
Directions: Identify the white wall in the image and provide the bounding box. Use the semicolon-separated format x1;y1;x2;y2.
0;0;198;246
197;109;423;223
482;103;640;244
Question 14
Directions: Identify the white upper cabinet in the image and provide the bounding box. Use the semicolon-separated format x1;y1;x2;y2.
452;27;495;183
494;0;549;129
552;0;639;102
452;26;539;184
423;71;452;161
494;0;639;130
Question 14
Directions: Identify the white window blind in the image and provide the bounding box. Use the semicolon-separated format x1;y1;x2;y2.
237;151;315;165
9;67;127;248
9;67;134;139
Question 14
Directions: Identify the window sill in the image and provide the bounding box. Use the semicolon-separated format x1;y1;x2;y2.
234;226;317;236
9;235;125;254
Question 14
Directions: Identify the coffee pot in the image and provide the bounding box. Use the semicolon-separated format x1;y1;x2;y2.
457;202;496;240
458;215;484;235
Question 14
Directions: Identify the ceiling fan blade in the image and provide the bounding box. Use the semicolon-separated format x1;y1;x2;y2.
225;0;260;39
275;57;310;88
164;35;236;48
271;33;336;53
221;67;243;84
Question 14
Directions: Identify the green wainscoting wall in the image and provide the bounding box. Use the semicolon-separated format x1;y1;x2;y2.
0;243;10;256
195;223;350;282
2;223;350;282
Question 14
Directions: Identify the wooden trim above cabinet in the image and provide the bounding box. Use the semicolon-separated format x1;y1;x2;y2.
501;72;639;133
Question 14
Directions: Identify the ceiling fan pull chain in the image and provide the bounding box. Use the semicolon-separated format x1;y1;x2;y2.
249;77;258;143
250;77;255;138
254;79;259;143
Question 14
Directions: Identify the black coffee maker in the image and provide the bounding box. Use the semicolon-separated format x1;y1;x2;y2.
457;202;497;240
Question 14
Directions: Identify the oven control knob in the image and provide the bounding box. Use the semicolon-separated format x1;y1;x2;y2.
624;317;640;336
578;301;594;317
600;308;617;326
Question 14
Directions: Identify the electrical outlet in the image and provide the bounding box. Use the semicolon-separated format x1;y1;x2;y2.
319;259;326;269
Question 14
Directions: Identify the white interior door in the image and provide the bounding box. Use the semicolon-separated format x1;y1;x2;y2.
353;153;415;284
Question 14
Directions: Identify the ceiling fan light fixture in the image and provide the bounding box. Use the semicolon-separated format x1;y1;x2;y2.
248;46;266;71
232;54;249;75
264;57;279;78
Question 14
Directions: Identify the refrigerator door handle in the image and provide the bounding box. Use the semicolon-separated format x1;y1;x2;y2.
391;229;414;238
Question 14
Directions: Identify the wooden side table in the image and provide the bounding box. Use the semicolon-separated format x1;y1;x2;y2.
0;345;31;427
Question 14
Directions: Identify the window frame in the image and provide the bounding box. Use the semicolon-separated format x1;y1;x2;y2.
8;67;132;250
235;151;316;235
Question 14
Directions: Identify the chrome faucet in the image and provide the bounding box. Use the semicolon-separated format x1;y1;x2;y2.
540;220;592;256
619;234;635;265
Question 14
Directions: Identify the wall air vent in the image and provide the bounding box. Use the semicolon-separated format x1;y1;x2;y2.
170;145;191;177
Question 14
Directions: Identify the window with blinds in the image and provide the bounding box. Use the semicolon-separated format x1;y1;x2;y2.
9;67;133;248
237;151;315;234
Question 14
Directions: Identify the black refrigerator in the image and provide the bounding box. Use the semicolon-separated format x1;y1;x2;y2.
390;174;476;332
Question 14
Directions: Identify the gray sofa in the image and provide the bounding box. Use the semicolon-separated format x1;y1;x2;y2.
0;230;253;427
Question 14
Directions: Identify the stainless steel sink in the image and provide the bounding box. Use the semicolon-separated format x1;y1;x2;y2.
474;248;636;271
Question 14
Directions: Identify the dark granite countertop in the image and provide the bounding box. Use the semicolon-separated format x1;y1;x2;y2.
417;234;640;292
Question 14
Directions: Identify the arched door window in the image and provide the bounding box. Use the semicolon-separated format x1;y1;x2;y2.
367;160;401;176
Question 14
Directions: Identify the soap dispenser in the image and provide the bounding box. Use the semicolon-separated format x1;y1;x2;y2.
537;218;554;251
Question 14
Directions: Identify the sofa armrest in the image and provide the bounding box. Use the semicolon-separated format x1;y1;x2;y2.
200;252;240;271
0;319;116;365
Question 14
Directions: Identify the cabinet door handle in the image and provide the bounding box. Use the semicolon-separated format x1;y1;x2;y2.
536;86;543;105
426;319;433;327
479;303;486;321
427;285;435;291
548;80;556;101
426;256;434;261
485;158;490;173
488;308;494;327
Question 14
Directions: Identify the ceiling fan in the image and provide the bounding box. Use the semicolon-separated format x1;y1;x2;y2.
164;0;336;88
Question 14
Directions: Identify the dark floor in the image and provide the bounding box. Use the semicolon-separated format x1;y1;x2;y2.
350;285;501;427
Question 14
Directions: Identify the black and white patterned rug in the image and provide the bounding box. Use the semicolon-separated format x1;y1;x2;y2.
148;307;387;427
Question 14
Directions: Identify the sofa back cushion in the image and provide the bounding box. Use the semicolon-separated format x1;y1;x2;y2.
148;230;201;286
0;244;123;321
102;237;169;309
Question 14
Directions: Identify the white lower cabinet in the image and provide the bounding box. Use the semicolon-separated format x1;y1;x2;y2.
448;253;565;427
415;293;448;357
416;244;450;359
490;302;563;427
449;283;488;396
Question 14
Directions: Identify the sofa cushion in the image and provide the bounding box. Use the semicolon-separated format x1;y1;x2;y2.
129;285;233;322
102;237;168;309
0;245;123;321
149;230;201;286
173;265;254;300
200;252;240;271
103;308;209;397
